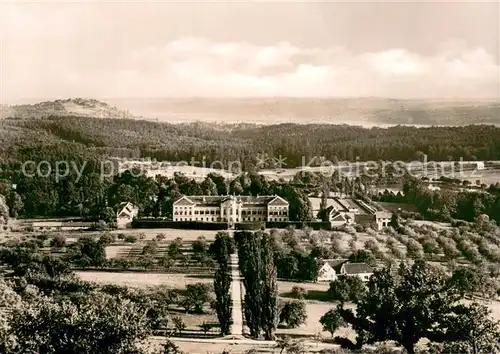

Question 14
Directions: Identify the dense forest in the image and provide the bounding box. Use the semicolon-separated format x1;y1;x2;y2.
1;115;500;169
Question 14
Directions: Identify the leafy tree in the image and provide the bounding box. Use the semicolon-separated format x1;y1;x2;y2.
161;340;184;354
319;309;345;337
405;239;425;259
347;250;376;266
98;233;116;246
6;191;23;218
279;301;307;328
449;267;484;298
172;316;186;335
328;276;366;304
192;236;207;255
66;236;106;267
168;238;184;259
200;177;218;196
6;292;151;354
142;241;158;256
158;254;174;269
260;232;279;340
274;336;306;354
155;233;166;242
199;322;212;335
213;234;232;335
180;283;211;314
237;231;263;338
442;302;500;354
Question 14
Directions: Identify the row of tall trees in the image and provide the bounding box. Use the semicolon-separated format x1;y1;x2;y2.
235;231;278;340
211;233;233;335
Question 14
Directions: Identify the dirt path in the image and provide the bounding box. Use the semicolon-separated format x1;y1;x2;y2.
230;253;244;338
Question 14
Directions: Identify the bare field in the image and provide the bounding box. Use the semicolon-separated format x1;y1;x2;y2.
76;271;212;288
105;245;131;259
278;280;329;295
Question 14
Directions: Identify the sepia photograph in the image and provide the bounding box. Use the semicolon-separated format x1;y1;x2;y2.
0;1;499;353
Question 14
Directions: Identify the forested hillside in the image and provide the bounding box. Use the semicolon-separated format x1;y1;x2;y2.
1;115;499;168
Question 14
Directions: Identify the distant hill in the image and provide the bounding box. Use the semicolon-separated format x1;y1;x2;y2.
0;98;136;120
1;97;499;126
106;97;500;126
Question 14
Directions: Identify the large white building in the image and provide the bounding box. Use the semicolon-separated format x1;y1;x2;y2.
172;195;289;223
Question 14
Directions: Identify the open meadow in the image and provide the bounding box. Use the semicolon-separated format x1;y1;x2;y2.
76;271;212;288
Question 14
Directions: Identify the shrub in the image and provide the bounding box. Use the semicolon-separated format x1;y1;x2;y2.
124;235;138;243
37;233;49;242
172;316;186;334
99;233;116;246
290;286;307;299
142;241;158;256
50;235;66;248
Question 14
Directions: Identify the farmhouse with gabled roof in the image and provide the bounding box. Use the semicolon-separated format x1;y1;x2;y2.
116;202;139;229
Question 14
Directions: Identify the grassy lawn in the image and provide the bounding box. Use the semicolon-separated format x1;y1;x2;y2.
76;271;213;288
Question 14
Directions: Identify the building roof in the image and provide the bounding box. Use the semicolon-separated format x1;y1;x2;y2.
173;195;287;207
117;202;138;218
375;211;392;219
320;259;347;271
330;212;347;222
341;262;374;275
337;198;359;211
309;197;346;213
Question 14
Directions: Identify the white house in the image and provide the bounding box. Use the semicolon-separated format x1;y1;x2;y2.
317;260;374;282
338;262;374;282
327;209;355;227
316;259;347;282
116;202;139;229
374;211;392;231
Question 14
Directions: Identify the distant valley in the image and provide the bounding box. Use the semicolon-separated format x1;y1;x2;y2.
106;97;500;126
1;97;499;126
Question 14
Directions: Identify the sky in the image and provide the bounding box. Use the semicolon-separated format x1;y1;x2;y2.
0;0;499;103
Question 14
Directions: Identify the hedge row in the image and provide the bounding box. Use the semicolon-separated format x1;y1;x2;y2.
131;219;332;230
131;220;229;230
234;222;266;230
265;221;332;230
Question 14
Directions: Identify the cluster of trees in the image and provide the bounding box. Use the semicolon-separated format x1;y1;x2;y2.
0;160;313;221
402;177;500;224
387;217;500;289
327;261;500;354
235;231;278;340
0;231;264;353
